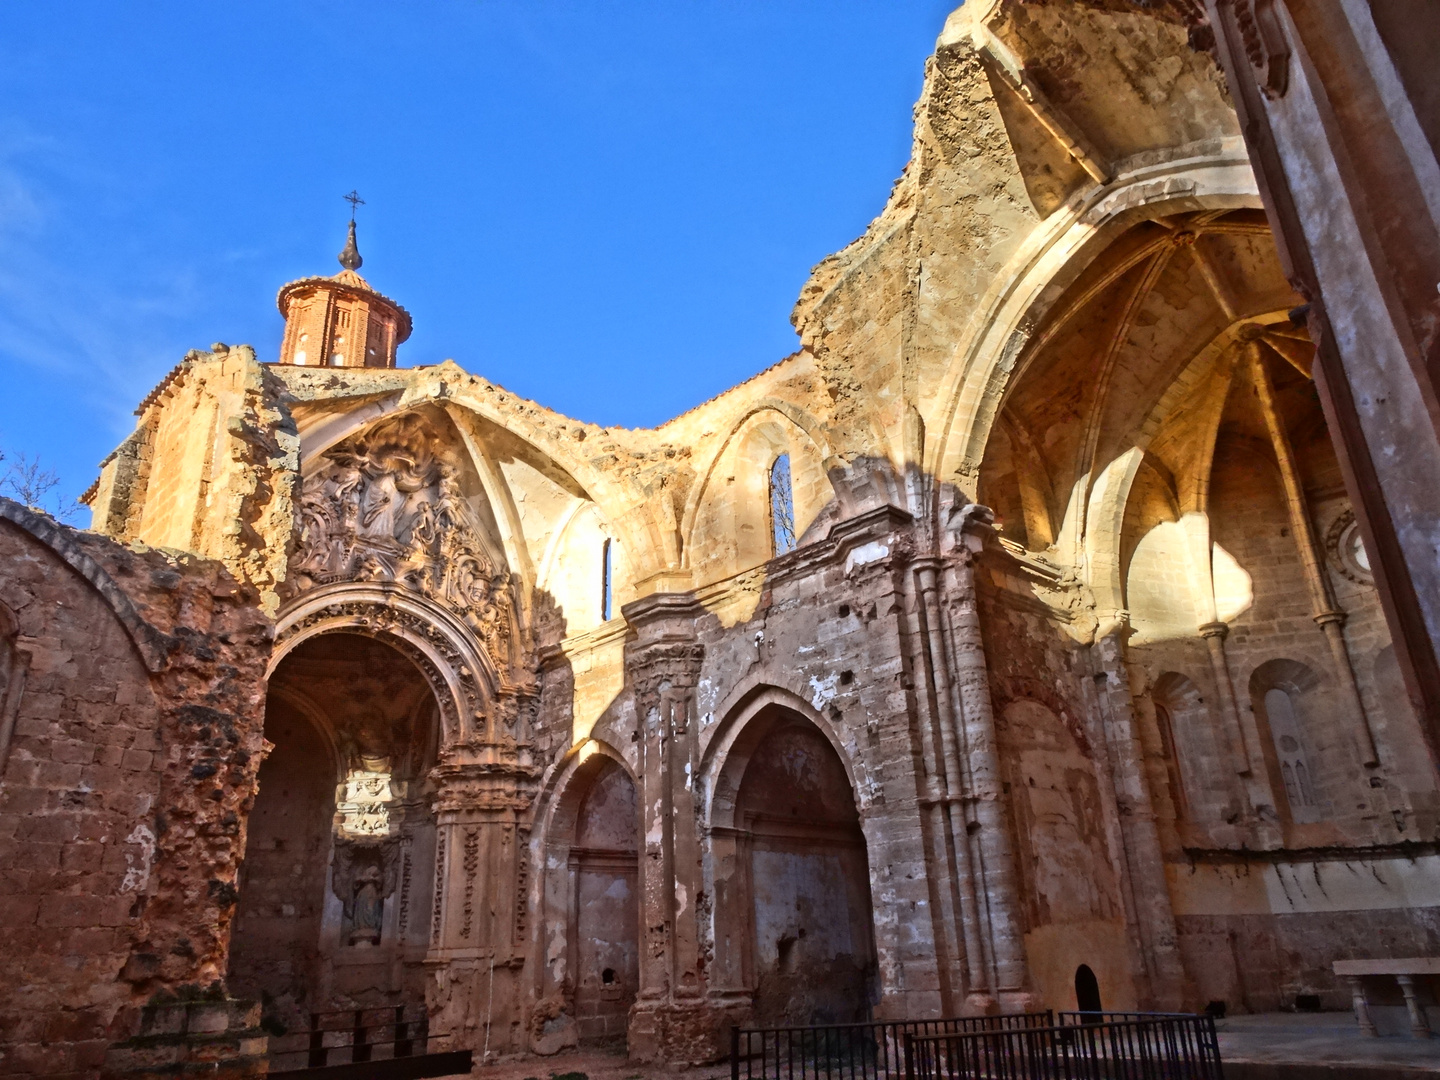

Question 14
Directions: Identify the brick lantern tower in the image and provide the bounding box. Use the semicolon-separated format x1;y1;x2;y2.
276;220;412;368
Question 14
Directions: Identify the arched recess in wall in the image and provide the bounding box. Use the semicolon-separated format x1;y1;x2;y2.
292;383;659;593
684;407;830;583
273;584;492;745
531;741;638;1050
230;631;443;1029
706;692;875;1026
1248;659;1330;827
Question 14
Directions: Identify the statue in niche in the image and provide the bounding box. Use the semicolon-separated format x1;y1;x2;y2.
332;839;400;947
350;864;385;945
288;413;520;674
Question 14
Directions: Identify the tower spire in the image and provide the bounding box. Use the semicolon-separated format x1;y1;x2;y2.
338;219;363;272
276;189;410;369
338;190;365;271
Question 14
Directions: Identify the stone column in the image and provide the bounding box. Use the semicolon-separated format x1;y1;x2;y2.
425;750;539;1061
1198;621;1257;778
1249;341;1380;766
623;592;738;1063
1091;625;1189;1010
939;511;1034;1009
913;557;992;1011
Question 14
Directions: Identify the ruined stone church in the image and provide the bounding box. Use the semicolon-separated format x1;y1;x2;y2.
3;1;1439;1076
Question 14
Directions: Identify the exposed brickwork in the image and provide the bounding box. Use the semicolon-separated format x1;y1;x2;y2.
0;500;271;1079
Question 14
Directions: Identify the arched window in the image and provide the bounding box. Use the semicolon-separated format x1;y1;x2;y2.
769;454;796;556
600;538;614;622
1264;687;1321;822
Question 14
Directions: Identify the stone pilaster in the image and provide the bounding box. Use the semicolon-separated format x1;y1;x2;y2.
1089;622;1190;1011
939;506;1036;1011
425;740;540;1061
622;592;740;1063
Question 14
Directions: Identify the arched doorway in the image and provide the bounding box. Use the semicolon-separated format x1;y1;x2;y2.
536;747;640;1053
229;633;441;1029
1075;965;1103;1014
730;708;876;1026
569;759;639;1046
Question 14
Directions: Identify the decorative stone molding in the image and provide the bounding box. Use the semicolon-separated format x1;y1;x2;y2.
1326;508;1374;587
289;411;520;678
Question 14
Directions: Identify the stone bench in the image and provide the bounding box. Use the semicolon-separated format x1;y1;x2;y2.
1334;958;1440;1039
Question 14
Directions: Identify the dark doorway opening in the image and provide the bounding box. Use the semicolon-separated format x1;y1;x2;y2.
1075;964;1103;1014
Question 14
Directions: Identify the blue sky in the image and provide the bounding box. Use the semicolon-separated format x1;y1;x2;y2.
0;2;955;512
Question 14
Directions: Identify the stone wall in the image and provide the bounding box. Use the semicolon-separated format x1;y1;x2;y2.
0;500;271;1078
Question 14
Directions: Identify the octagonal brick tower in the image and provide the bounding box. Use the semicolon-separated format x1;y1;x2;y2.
276;220;413;368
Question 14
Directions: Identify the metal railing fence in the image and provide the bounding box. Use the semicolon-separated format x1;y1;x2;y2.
903;1012;1222;1080
731;1013;1055;1080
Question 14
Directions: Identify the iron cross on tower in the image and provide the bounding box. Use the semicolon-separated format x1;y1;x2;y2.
344;190;365;222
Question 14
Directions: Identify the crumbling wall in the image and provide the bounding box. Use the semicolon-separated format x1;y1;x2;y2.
0;500;271;1078
87;345;300;614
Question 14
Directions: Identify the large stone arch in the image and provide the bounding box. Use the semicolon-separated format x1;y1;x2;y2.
273;584;495;746
701;686;876;1026
232;628;446;1034
931;155;1261;491
701;684;864;830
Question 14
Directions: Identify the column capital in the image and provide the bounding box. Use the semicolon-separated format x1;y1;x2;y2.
429;759;539;816
1198;620;1230;640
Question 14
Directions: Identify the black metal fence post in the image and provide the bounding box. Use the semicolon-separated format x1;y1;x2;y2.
351;1009;370;1063
306;1012;325;1069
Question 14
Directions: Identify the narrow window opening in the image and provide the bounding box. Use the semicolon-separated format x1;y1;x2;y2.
601;538;613;621
769;453;796;556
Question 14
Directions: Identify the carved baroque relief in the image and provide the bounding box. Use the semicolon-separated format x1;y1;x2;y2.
290;412;519;674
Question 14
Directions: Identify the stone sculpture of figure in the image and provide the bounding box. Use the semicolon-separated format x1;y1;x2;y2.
350;864;384;946
359;473;401;538
434;463;465;535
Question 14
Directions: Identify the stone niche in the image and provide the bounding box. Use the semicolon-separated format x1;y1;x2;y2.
734;710;878;1026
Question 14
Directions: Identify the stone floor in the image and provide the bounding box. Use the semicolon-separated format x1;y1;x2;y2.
442;1044;728;1080
1217;1011;1440;1077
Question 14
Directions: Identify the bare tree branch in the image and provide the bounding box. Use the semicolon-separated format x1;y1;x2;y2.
0;449;80;522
